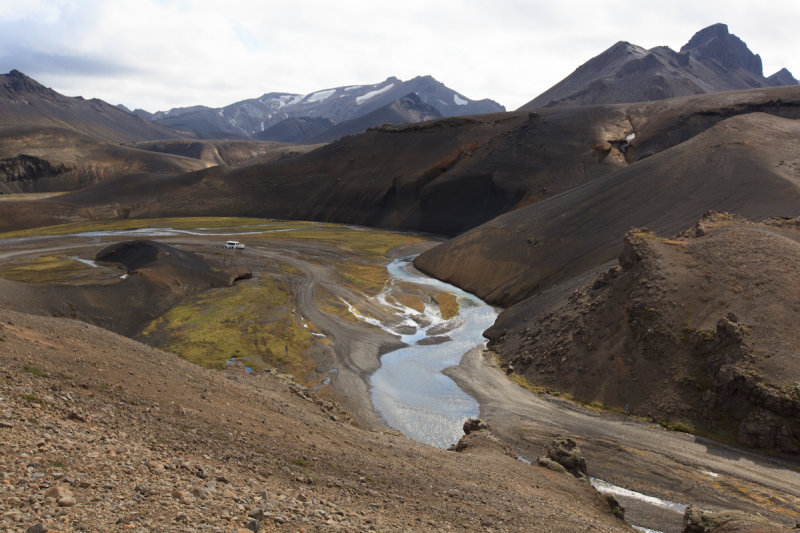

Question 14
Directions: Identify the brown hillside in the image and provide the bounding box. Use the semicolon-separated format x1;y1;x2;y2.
0;126;211;193
485;213;800;454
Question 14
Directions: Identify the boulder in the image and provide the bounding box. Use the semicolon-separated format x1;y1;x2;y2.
546;437;588;480
463;418;488;434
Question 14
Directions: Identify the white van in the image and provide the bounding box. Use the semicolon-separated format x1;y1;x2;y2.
224;241;245;249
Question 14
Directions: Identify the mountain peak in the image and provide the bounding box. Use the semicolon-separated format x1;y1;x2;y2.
766;68;799;87
2;69;52;96
681;23;730;48
680;23;762;76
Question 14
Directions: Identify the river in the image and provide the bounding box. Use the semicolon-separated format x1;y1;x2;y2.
367;257;498;449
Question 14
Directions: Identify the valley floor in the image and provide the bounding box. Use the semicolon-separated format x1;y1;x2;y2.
0;217;797;531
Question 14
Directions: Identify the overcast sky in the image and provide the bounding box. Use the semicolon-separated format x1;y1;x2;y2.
0;0;797;112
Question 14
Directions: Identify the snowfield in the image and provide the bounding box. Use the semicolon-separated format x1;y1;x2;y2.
305;89;336;103
356;83;394;104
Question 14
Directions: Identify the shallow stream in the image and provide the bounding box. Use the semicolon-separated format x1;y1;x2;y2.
367;258;498;449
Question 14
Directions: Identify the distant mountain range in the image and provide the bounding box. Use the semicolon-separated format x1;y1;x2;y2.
521;23;798;109
134;75;504;141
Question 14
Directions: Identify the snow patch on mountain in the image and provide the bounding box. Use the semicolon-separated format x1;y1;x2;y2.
278;94;304;107
356;83;394;105
306;89;336;103
453;94;468;106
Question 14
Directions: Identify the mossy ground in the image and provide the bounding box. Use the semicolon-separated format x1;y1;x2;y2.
0;216;326;239
141;274;318;380
253;227;429;256
0;255;97;284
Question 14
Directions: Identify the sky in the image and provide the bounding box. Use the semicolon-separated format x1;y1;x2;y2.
0;0;797;113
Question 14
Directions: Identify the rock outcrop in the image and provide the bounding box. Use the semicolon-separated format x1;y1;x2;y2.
682;504;791;532
487;213;800;453
545;437;588;480
448;418;517;458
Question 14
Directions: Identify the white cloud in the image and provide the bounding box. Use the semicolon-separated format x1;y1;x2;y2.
0;0;798;112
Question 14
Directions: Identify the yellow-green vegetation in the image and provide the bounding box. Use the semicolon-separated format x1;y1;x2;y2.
335;260;390;295
0;192;68;202
434;291;459;320
279;263;304;276
21;393;44;404
23;365;49;377
388;292;426;313
141;276;319;381
657;419;695;433
0;216;319;239
660;238;688;246
0;255;94;284
314;287;357;323
257;226;429;255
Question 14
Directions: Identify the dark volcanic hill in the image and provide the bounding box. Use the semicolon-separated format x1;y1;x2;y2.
0;70;185;143
522;24;798;109
414;110;800;307
484;213;800;454
52;87;800;227
143;75;504;140
3;85;799;238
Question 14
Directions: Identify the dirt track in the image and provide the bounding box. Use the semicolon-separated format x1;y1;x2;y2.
447;348;800;532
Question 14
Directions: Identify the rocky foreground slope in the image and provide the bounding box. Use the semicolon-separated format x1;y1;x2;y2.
0;308;628;532
486;213;800;453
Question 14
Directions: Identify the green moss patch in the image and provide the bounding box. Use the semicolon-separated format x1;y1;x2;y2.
141;276;318;380
259;227;429;256
0;255;94;284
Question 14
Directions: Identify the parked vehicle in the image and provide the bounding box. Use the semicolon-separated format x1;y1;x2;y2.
224;240;245;249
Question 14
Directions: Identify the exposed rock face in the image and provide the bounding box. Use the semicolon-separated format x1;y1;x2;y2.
0;154;68;185
545;437;588;480
679;23;763;76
